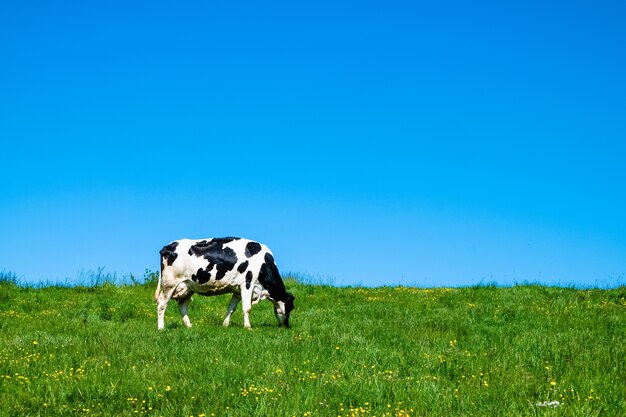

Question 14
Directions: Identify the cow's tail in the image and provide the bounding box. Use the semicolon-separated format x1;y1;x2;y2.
156;242;178;303
154;268;162;303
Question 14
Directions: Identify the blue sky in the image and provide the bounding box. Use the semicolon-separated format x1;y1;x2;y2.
1;0;625;287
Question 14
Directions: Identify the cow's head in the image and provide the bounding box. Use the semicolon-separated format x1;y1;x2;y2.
274;292;295;327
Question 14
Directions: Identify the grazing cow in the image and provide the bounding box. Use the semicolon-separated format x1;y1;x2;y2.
154;237;295;330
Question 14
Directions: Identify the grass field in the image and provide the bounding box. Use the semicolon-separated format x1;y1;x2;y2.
1;273;624;416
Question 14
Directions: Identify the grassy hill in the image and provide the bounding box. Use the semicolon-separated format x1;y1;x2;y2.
1;276;624;416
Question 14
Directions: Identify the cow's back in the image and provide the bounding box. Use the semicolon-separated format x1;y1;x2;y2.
160;237;272;287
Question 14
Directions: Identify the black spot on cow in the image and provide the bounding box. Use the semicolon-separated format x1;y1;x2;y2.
192;267;212;284
246;270;253;289
188;238;239;281
237;261;249;274
258;252;288;300
188;237;239;257
159;241;179;267
213;237;240;245
245;241;262;258
213;247;238;280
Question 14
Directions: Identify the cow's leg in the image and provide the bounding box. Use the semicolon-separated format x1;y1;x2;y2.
157;278;188;330
178;297;192;328
223;294;240;327
240;286;254;329
157;291;172;331
172;282;193;328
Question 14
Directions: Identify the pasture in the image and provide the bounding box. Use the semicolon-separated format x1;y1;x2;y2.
0;274;624;416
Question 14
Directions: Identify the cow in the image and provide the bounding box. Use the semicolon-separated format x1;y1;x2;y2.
154;237;295;330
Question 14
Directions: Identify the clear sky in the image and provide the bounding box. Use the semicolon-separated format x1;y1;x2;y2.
1;0;625;287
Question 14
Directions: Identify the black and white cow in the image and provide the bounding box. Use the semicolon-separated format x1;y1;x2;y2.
154;237;295;330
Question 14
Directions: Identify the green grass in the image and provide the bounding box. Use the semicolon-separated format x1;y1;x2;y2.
1;276;624;416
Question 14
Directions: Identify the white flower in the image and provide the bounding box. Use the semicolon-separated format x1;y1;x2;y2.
535;401;561;407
